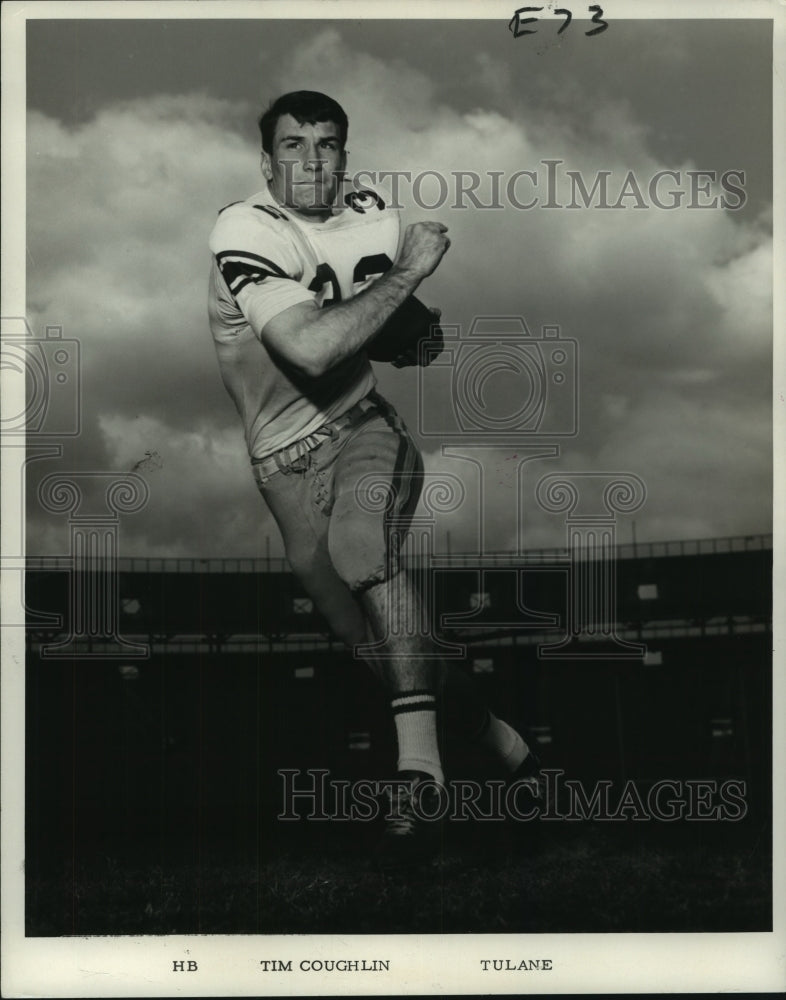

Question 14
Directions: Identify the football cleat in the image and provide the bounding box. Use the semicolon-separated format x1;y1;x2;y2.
372;770;445;870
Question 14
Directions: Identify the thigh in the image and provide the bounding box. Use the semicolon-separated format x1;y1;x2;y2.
255;464;367;649
328;401;424;593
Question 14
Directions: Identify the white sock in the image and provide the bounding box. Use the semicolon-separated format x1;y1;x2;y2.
391;691;444;785
475;711;529;773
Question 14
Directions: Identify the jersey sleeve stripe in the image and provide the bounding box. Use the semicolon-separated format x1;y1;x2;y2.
215;250;289;279
217;260;298;297
230;273;278;295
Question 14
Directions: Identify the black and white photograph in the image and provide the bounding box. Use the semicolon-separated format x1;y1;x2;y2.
1;0;783;995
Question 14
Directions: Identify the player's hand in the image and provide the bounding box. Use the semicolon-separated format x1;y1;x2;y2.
395;222;451;280
392;307;444;369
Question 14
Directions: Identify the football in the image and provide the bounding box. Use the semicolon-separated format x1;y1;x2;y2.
367;295;443;366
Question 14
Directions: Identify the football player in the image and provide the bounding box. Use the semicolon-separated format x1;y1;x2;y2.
208;91;540;867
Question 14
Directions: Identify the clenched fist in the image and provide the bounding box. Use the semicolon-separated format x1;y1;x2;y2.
395;222;451;281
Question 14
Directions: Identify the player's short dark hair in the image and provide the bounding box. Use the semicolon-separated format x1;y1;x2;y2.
258;91;349;153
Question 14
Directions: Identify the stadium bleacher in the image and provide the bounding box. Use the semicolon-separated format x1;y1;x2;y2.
24;535;772;854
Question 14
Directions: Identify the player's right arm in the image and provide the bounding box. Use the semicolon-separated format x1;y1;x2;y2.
262;222;448;378
210;205;449;378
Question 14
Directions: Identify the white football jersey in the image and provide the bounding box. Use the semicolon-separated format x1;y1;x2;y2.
208;182;400;459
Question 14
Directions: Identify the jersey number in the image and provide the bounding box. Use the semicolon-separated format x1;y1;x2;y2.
308;254;394;305
308;263;341;304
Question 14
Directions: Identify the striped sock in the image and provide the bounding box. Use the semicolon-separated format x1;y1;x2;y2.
391;690;444;785
474;710;529;773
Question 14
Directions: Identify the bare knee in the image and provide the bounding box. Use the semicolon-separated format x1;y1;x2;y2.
283;545;367;650
328;510;390;594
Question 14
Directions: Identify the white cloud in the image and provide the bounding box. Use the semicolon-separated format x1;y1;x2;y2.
95;413;280;558
23;29;772;557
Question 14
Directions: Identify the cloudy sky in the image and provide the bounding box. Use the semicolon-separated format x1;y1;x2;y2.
20;13;773;559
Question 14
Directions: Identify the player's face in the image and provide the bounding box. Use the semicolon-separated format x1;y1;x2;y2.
262;115;346;221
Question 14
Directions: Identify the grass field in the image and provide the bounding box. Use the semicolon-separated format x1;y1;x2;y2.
26;815;771;937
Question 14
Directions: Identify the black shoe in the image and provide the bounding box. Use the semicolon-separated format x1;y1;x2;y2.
372;770;445;871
